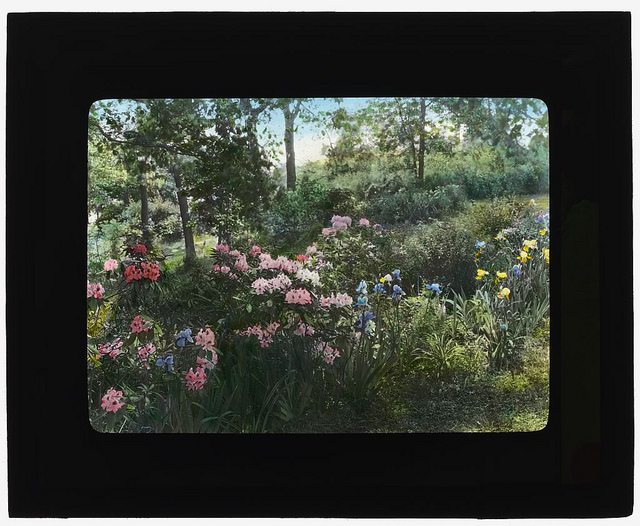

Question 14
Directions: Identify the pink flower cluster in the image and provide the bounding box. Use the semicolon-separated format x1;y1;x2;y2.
98;338;124;359
241;322;280;348
212;264;232;274
195;328;216;351
185;367;207;391
87;282;105;299
137;342;156;361
284;288;313;305
215;243;230;253
319;292;353;308
358;218;370;227
258;253;301;274
251;274;292;295
331;215;352;230
233;254;249;273
141;262;161;281
101;388;125;413
295;321;315;337
313;342;341;365
103;258;118;272
249;245;262;258
197;354;216;370
131;315;150;334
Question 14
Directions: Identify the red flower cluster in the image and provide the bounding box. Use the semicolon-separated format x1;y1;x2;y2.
131;244;147;255
124;262;160;283
124;265;143;283
141;262;161;281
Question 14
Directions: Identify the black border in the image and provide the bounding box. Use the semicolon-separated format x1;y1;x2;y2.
6;12;633;518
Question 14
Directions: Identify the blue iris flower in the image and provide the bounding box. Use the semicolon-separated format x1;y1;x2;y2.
475;241;486;250
512;265;523;278
392;269;401;281
156;355;174;373
392;284;405;299
356;294;368;307
357;311;376;328
500;323;507;330
175;328;193;348
373;282;386;294
426;283;442;294
355;280;368;294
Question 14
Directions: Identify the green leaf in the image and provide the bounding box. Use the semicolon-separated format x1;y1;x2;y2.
246;304;253;313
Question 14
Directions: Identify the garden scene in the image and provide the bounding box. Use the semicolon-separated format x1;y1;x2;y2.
87;97;550;433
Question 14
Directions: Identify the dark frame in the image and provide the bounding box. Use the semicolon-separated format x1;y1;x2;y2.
6;12;632;518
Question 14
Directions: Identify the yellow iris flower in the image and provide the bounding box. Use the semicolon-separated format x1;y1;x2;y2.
542;248;549;265
494;271;507;285
494;232;506;241
517;250;531;263
523;239;538;250
497;287;511;299
476;269;487;280
539;228;547;235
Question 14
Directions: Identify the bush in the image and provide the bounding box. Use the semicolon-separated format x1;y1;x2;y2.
398;219;476;294
363;184;468;225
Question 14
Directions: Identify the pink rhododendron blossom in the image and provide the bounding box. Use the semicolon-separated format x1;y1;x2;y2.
234;254;249;273
197;355;215;370
306;244;318;255
101;388;125;413
103;258;118;272
313;343;340;365
331;215;352;229
141;261;161;281
215;244;230;253
131;315;145;334
220;266;230;274
265;322;280;335
284;288;312;305
295;321;315;337
185;366;207;390
249;245;262;257
124;265;143;283
137;342;156;360
359;218;370;227
322;227;335;237
241;324;280;347
195;328;216;351
320;292;353;308
251;277;270;295
87;282;105;299
229;249;241;258
212;264;221;272
229;273;239;280
296;254;309;262
98;338;124;359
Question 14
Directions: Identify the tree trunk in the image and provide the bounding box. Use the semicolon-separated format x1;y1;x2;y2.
171;163;197;266
418;97;426;181
284;108;297;190
139;162;151;247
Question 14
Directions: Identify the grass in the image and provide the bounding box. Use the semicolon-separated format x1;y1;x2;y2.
279;316;549;433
